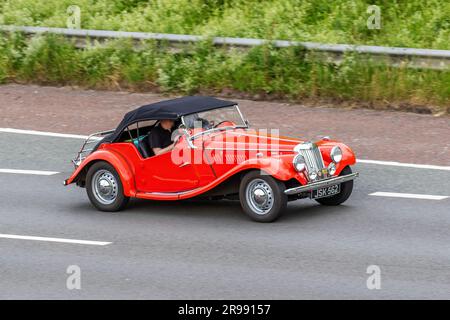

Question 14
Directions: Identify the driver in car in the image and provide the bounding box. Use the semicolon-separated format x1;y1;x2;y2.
149;119;175;155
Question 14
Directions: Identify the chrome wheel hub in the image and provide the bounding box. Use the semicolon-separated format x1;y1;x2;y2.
245;179;274;215
92;170;118;205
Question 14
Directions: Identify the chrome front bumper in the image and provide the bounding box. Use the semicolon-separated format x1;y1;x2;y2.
284;172;359;196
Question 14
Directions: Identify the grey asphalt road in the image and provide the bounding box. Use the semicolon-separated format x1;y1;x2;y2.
0;132;449;299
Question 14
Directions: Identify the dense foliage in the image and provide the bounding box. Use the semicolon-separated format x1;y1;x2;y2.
0;1;448;110
1;0;449;49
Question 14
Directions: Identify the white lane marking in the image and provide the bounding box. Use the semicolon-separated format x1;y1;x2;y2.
358;159;450;171
369;192;449;200
0;169;59;175
0;128;90;139
0;233;111;246
2;128;450;171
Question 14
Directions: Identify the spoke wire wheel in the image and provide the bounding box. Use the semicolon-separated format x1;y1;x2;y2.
91;169;118;205
245;179;274;215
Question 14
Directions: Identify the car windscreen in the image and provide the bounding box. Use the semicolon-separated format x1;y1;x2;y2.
182;105;245;129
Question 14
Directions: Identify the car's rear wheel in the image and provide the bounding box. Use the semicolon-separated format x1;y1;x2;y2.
239;171;287;222
315;166;354;206
86;161;129;212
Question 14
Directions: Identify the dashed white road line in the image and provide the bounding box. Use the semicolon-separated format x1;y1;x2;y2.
358;159;450;171
1;127;450;171
0;169;59;176
0;233;112;246
0;127;90;139
369;192;449;201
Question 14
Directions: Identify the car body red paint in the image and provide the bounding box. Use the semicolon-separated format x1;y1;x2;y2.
64;96;358;221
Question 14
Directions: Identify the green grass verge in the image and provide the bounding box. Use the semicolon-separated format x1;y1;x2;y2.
0;34;449;113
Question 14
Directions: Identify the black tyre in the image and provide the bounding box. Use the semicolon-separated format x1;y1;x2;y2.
86;161;129;212
239;171;287;222
315;166;354;206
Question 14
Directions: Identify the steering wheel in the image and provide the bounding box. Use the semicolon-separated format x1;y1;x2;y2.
213;120;236;128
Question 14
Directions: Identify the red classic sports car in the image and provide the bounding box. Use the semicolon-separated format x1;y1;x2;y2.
64;96;358;222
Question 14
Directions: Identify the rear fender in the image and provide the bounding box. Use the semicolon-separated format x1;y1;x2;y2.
64;150;136;197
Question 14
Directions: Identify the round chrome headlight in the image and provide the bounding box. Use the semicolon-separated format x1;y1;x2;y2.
328;162;336;175
309;171;318;180
293;154;306;172
330;146;343;163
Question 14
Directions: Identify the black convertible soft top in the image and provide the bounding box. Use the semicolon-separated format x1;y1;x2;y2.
122;96;236;122
105;96;237;142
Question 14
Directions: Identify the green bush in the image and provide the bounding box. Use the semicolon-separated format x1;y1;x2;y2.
0;0;449;109
19;34;78;83
0;35;447;109
0;0;449;49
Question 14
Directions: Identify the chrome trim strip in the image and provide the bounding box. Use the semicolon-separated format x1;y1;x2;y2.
235;105;248;127
143;190;194;196
284;172;359;195
178;162;191;168
227;131;302;144
203;147;295;152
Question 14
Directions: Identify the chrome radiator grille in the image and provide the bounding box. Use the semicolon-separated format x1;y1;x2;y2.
297;143;325;174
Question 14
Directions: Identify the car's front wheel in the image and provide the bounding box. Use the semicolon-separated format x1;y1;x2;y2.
315;166;354;206
86;161;129;212
239;171;287;222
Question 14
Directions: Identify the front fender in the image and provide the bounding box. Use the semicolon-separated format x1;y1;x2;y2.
317;141;357;175
337;143;356;174
236;143;357;186
64;149;136;197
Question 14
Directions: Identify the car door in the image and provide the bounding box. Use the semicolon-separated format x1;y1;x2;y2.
134;137;200;193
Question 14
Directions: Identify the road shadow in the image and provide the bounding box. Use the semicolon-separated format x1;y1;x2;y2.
282;201;357;223
127;198;246;220
68;195;358;224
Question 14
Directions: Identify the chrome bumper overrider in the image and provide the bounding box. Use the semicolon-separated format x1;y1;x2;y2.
284;172;359;196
